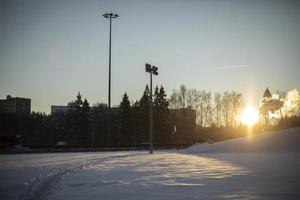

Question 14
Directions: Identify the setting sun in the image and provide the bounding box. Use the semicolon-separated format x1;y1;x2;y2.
241;106;259;126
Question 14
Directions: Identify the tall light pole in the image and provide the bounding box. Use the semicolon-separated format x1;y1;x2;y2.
145;63;158;154
103;13;119;144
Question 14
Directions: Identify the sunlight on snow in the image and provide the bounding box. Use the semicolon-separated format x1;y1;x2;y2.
85;153;249;187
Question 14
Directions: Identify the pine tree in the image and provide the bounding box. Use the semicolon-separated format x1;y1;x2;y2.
153;85;160;143
82;99;90;113
134;85;150;143
89;103;108;145
120;93;131;114
119;92;132;144
139;85;150;111
154;85;171;144
74;92;83;111
66;92;90;146
154;85;159;109
158;86;169;111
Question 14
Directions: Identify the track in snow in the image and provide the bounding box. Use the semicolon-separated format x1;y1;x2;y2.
20;153;143;200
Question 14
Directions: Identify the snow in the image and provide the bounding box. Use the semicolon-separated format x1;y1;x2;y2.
1;128;300;200
0;152;138;200
183;127;300;153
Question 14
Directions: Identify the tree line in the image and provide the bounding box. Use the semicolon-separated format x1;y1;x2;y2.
1;85;299;148
169;85;244;128
1;85;188;148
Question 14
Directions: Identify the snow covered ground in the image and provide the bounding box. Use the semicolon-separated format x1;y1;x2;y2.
184;127;300;153
1;128;300;200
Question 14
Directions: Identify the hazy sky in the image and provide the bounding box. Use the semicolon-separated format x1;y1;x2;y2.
1;0;300;113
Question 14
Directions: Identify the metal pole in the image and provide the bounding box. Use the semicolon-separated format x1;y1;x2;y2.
108;17;112;144
103;13;118;145
149;72;153;154
108;17;112;109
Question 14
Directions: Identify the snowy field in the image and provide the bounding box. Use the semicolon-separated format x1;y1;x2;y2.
1;128;300;200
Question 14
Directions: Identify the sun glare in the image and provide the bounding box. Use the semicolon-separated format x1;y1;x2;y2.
241;106;259;127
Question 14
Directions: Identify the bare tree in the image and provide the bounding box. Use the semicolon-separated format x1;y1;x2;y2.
169;85;244;128
201;91;212;127
179;84;187;108
186;89;212;127
214;93;222;127
169;84;188;109
221;91;243;127
169;90;181;109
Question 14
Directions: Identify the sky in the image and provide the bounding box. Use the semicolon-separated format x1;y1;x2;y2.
1;0;300;113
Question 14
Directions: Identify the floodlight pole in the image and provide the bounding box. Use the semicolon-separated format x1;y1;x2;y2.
149;71;153;154
145;63;158;154
103;13;119;144
108;16;111;113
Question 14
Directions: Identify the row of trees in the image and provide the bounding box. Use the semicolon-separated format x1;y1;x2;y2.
2;85;299;148
169;85;244;128
260;88;300;129
57;85;183;146
1;85;183;147
118;85;173;145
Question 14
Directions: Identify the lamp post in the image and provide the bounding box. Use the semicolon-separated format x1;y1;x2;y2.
145;63;158;154
103;13;119;144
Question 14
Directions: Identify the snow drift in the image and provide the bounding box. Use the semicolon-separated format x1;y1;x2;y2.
184;127;300;153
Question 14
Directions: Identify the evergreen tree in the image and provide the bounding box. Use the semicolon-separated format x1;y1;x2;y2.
131;100;141;145
120;93;131;111
119;93;132;144
158;86;169;111
154;85;159;109
139;85;150;111
74;92;83;111
82;99;90;113
154;86;171;144
89;103;108;145
65;92;90;146
135;85;150;143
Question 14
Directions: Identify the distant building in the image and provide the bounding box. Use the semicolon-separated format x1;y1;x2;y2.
51;102;75;115
51;103;115;115
51;105;71;114
170;107;196;125
0;95;31;115
0;95;30;147
170;107;196;142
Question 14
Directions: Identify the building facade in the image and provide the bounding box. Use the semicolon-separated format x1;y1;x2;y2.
0;95;31;115
170;107;197;143
51;105;70;114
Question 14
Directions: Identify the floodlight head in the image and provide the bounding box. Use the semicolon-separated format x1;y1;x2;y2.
103;13;119;19
152;66;158;75
145;63;152;73
103;12;119;19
